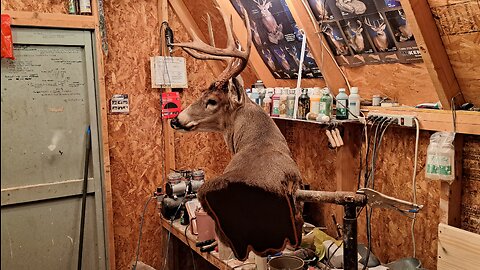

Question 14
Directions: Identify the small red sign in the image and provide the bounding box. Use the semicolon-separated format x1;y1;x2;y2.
1;14;14;59
161;92;182;119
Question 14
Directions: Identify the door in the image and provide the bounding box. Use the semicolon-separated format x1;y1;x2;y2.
1;27;108;269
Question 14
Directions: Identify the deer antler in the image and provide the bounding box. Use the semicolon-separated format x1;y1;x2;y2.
173;5;252;86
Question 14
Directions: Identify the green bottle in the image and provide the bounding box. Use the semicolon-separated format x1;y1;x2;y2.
319;88;332;117
68;0;77;14
336;88;349;120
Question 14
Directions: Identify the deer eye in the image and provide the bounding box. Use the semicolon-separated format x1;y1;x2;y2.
206;99;217;107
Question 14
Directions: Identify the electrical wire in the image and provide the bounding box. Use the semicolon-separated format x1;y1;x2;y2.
325;240;344;269
132;196;155;270
411;118;420;258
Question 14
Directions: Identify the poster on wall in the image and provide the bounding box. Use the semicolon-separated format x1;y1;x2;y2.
306;0;422;67
230;0;323;79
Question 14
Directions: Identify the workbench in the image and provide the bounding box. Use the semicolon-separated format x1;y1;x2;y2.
161;218;256;270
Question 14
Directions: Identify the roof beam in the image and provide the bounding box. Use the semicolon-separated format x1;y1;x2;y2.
285;0;348;92
214;0;277;86
400;0;465;109
168;0;224;76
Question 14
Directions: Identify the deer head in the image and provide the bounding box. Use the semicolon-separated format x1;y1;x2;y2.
364;16;386;36
170;6;252;132
253;0;273;17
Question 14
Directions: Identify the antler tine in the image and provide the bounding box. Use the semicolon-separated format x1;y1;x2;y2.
206;13;216;47
172;5;251;86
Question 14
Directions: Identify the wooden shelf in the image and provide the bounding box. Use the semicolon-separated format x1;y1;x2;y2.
271;107;480;135
4;10;96;29
161;218;254;270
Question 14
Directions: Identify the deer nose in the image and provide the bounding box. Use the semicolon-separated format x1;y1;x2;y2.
170;117;181;130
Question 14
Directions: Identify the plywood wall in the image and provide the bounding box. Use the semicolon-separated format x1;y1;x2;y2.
101;1;166;269
169;9;232;179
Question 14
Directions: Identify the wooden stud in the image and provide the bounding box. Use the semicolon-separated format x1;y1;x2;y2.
437;223;480;270
335;126;361;219
284;0;348;92
159;0;176;182
168;0;224;76
439;135;463;226
90;1;116;269
4;10;96;29
400;0;465;109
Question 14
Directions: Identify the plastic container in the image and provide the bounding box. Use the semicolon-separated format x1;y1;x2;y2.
336;88;349;120
263;92;272;115
297;88;310;119
287;89;296;118
348;87;361;119
319;88;332;117
250;88;260;105
259;87;266;107
310;87;322;115
426;132;455;182
271;88;281;117
279;88;288;118
372;95;381;106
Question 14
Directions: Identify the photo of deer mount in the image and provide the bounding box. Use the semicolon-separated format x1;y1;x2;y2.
231;0;323;79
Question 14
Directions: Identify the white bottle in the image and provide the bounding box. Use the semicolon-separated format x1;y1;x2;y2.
310;87;322;115
348;87;361;119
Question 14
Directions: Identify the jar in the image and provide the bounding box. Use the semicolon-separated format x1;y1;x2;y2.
372;95;381;106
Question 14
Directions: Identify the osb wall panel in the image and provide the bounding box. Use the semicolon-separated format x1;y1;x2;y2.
103;1;165;269
355;128;439;269
169;8;232;179
462;135;480;234
276;120;361;237
342;63;439;105
430;1;480;105
1;0;67;13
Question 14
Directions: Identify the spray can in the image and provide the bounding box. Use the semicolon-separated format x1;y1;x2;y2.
336;88;349;120
348;87;361;119
271;88;281;117
297;88;310;120
279;88;288;118
287;89;296;118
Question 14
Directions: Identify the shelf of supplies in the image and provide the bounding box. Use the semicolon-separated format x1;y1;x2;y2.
161;218;253;270
271;107;480;135
271;116;359;126
5;10;96;29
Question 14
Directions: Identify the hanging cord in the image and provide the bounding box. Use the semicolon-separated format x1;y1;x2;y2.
132;196;156;270
411;118;420;258
161;200;185;270
450;92;462;135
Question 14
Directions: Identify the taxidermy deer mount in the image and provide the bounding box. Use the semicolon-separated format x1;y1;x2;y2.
170;5;303;261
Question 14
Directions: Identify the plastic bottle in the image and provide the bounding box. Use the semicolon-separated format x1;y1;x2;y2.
271;88;281;117
262;92;272;115
348;87;361;119
319;88;332;117
259;88;266;107
297;88;310;120
336;88;349;120
279;88;288;118
310;87;322;115
250;88;260;105
287;89;296;118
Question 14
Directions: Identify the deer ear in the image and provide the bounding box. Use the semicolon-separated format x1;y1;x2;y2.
228;77;245;106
